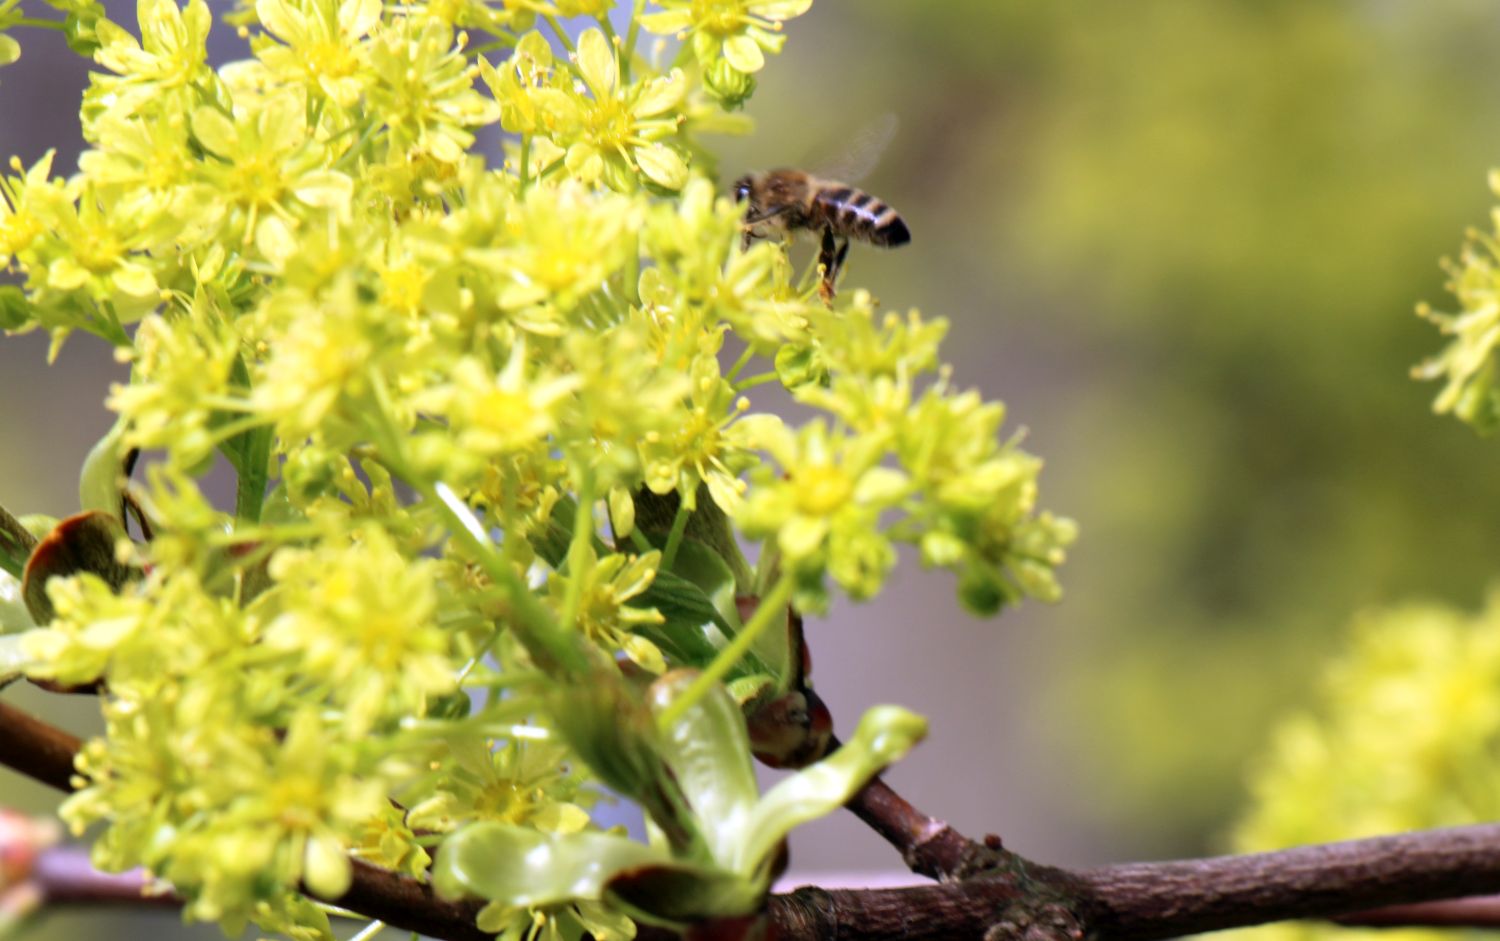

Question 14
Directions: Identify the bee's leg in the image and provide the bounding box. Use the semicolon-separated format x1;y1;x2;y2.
817;227;838;304
831;237;850;284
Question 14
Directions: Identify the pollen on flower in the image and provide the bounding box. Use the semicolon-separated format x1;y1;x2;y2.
794;464;853;517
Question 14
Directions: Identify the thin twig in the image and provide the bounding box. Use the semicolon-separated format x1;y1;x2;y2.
844;773;1007;882
12;699;1500;941
0;699;80;791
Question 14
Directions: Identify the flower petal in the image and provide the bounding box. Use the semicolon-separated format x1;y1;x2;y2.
632;69;687;117
576;28;617;99
635;143;688;190
722;34;765;73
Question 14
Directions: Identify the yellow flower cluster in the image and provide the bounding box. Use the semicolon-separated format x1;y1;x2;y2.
0;0;1071;937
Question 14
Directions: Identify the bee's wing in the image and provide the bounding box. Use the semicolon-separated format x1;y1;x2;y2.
807;113;898;185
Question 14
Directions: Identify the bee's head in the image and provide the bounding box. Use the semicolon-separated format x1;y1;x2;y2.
732;175;754;204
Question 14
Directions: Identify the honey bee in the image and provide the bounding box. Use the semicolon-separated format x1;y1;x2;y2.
732;116;909;303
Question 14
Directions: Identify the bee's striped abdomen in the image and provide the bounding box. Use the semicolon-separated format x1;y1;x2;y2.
813;183;910;248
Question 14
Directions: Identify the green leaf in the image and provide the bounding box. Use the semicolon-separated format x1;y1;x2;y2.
724;673;777;709
634;570;776;678
665;538;738;624
536;499;767;677
78;416;129;516
529;495;611;569
433;822;665;909
217;358;273;523
646;672;758;865
734;705;927;872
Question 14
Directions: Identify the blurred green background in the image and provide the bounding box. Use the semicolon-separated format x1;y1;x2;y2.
6;4;1500;935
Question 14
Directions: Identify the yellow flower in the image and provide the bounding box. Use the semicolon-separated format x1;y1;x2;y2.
567;28;689;190
190;91;353;248
639;352;759;513
547;545;667;673
108;308;241;468
252;0;380;107
263;527;456;734
439;343;583;457
483;28;690;191
365;17;500;164
0;153;65;267
33;181;162;319
641;0;810;105
472;180;637;321
91;0;213;118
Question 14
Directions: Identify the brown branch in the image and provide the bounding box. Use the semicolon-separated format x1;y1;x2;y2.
10;701;1500;941
1076;827;1500;941
335;860;493;941
844;773;1008;882
0;699;80;792
1335;895;1500;928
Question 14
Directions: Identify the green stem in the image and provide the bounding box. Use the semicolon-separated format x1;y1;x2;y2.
544;15;576;53
424;479;590;677
518;133;532;190
725;345;756;384
655;574;794;730
734;370;780;392
453;622;503;686
596;13;617;46
468;35;519;57
334;119;384;171
625;234;641;307
560;473;596;630
621;0;645;82
11;16;64;29
627;526;653;554
660;499;691;570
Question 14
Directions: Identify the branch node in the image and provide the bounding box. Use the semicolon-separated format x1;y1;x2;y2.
983;900;1087;941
